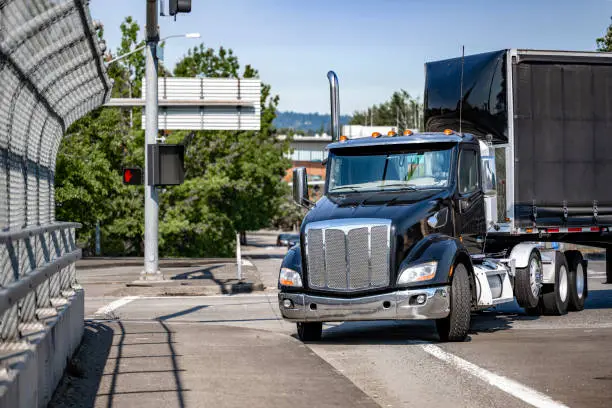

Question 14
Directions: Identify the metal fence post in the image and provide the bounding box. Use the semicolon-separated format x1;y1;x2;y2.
236;232;242;280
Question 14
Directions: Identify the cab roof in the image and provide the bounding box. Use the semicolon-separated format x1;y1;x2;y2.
326;132;476;150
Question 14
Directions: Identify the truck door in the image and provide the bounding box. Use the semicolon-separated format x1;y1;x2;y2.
456;146;486;253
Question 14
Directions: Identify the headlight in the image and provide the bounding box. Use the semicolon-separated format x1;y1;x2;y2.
397;261;438;285
279;267;303;288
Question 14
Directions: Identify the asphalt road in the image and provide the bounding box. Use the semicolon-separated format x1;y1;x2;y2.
72;233;612;408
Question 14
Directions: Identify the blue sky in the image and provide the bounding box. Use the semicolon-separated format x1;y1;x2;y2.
90;0;612;114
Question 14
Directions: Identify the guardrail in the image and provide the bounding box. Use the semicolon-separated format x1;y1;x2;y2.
0;222;81;350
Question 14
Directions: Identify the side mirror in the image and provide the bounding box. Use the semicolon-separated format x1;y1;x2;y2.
292;167;312;209
481;155;497;197
427;207;449;229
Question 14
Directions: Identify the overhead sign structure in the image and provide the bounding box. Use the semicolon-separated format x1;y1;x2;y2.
141;77;261;131
122;167;143;185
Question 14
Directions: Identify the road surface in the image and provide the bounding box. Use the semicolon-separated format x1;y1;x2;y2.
56;232;612;408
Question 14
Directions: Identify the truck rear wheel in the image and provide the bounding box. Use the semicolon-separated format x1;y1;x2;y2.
541;252;570;315
436;263;471;342
565;251;587;311
296;322;322;342
515;249;542;310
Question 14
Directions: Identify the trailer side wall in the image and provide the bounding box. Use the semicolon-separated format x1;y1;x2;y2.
512;53;612;227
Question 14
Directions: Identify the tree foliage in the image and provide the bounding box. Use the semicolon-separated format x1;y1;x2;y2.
55;103;145;255
56;17;291;257
161;43;291;253
350;90;423;132
597;17;612;51
56;17;147;255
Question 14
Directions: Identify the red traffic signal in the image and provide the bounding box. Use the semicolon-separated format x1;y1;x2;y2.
122;167;142;185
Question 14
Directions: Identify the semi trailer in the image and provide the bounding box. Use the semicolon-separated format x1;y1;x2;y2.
278;49;612;342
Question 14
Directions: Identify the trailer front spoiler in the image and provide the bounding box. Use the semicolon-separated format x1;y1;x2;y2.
279;286;451;323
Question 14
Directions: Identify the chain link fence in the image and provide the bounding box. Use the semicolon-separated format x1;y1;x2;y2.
0;0;111;397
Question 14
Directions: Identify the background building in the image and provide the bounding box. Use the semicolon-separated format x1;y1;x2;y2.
280;134;331;184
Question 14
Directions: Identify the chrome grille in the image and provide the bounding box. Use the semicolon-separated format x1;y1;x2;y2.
325;229;347;289
307;229;325;288
305;219;391;292
348;228;369;289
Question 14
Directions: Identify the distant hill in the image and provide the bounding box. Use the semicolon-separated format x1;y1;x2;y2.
274;111;352;133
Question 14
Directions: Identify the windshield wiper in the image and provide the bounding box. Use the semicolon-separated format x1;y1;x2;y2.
330;184;362;193
376;182;418;191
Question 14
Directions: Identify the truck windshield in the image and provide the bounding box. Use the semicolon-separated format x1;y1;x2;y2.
328;147;453;193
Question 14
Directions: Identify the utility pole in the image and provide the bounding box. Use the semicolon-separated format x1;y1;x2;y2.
142;0;162;280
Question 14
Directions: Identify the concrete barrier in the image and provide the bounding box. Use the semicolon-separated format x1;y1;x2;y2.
0;289;84;408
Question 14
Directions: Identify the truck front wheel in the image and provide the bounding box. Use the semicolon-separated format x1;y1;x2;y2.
436;263;471;342
296;322;322;342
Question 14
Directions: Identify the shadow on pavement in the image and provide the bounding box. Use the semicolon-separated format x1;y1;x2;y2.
585;289;612;309
244;253;287;260
49;321;114;408
157;305;210;321
49;320;190;408
170;265;255;294
308;320;441;345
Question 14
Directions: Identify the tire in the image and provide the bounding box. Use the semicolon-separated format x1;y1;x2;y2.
515;249;542;309
541;252;570;316
565;251;587;311
296;322;322;342
436;263;471;342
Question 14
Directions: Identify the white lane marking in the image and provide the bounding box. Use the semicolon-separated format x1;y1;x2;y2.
498;323;612;330
138;294;272;299
421;344;569;408
94;296;139;316
241;259;254;267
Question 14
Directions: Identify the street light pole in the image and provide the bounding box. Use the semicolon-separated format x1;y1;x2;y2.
143;0;162;280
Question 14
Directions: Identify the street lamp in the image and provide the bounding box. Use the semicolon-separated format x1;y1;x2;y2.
105;32;201;65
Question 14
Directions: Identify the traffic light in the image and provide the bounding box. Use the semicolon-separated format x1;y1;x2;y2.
169;0;191;16
122;167;143;185
147;144;185;186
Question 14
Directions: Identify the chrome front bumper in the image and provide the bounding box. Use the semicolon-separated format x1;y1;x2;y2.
278;286;451;322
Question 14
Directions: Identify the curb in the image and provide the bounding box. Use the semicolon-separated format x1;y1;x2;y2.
108;281;266;297
76;257;236;269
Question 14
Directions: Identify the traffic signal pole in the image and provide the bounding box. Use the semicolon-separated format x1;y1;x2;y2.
143;0;162;280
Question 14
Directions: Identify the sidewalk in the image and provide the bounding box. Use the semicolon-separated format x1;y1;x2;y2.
77;259;265;297
49;321;378;408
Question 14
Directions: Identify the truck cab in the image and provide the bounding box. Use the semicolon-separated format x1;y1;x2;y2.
279;130;496;341
279;55;600;342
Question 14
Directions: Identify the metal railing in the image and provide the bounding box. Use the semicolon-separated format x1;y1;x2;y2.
0;1;110;403
0;0;108;355
0;0;111;231
0;223;81;350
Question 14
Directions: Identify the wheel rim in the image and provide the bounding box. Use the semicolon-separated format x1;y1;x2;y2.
559;265;568;302
529;258;541;297
576;264;585;300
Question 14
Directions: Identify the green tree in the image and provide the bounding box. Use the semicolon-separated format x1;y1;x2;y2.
56;17;145;255
161;43;291;251
597;17;612;51
351;90;423;132
57;19;291;257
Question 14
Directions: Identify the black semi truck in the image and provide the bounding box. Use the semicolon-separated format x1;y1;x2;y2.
278;49;612;342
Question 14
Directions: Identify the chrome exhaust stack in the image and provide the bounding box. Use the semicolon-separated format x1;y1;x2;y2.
327;71;340;142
